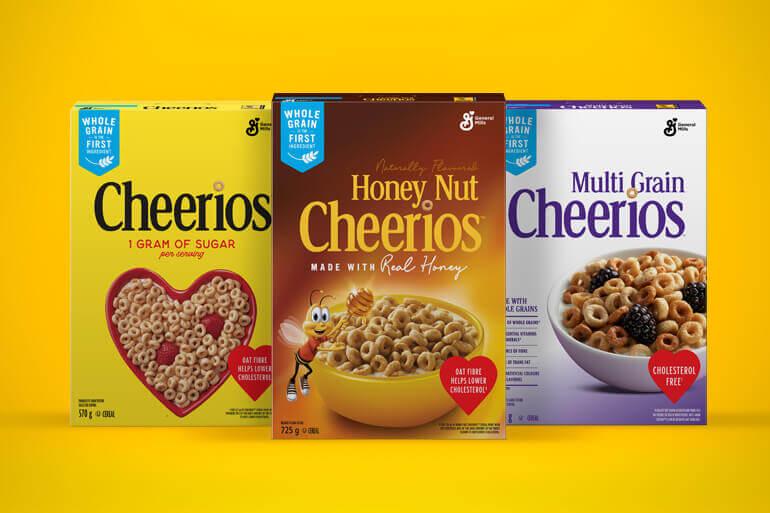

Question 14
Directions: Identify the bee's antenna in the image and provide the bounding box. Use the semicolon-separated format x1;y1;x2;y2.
319;294;335;306
309;289;323;305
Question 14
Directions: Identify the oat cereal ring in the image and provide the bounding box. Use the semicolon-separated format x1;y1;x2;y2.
664;291;683;303
654;333;680;352
585;260;608;274
571;323;592;342
657;320;679;335
360;340;379;362
652;273;678;296
628;344;653;357
424;328;443;343
562;306;583;329
563;285;586;304
620;258;642;277
606;326;630;348
417;351;437;371
634;286;657;305
570;272;592;288
346;329;365;349
619;273;634;286
440;345;460;360
399;351;416;371
607;257;624;270
692;313;706;333
683;266;699;284
682;257;705;270
633;267;658;288
604;292;624;313
583;303;609;328
638;255;654;269
376;335;394;356
383;360;401;376
678;321;703;346
650;298;669;321
653;253;677;272
602;278;626;294
363;325;382;341
393;340;412;353
327;350;347;366
452;340;475;355
669;300;693;324
582;297;604;310
442;331;463;346
352;364;373;376
337;361;356;372
345;346;363;367
586;331;608;349
368;355;387;372
570;292;592;309
608;305;629;325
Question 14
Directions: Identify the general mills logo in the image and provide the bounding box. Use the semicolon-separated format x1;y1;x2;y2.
664;118;678;137
246;117;260;136
460;111;475;131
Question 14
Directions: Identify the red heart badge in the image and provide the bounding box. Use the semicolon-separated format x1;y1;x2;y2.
648;349;701;403
228;345;272;400
440;356;497;415
106;268;257;417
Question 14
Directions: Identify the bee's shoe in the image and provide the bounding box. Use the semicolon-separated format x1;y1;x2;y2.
286;381;298;402
300;376;310;396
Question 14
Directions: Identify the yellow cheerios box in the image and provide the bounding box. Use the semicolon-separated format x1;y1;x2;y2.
70;102;272;426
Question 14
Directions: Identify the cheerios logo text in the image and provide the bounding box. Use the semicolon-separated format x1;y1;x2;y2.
508;170;686;238
299;160;483;253
93;181;272;232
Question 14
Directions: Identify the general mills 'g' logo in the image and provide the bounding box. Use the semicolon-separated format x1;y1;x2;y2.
246;118;260;136
460;111;475;131
664;118;678;137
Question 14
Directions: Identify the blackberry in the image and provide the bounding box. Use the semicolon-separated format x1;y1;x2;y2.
682;282;706;313
622;304;657;345
589;267;619;292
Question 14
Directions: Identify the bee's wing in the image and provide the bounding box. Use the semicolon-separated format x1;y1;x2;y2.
278;318;306;347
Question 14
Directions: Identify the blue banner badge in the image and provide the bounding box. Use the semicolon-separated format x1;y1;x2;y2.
79;109;120;175
280;101;325;173
505;109;536;175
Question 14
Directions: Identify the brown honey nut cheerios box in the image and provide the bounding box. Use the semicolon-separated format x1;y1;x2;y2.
71;102;272;425
272;93;506;439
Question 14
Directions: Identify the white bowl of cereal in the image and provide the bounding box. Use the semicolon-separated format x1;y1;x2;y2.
547;248;707;392
313;294;484;427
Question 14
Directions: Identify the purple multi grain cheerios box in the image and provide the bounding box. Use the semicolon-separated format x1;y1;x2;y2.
505;101;707;424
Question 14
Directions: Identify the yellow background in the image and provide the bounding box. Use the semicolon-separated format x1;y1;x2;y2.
1;0;768;511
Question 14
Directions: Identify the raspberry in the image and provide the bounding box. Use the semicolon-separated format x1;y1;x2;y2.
589;267;619;292
157;341;179;366
200;313;225;338
682;282;706;313
622;304;657;345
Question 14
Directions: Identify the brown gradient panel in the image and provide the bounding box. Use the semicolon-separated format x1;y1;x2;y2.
272;101;506;424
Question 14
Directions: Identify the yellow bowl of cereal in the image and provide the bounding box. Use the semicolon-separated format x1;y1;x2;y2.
548;248;707;392
313;294;484;428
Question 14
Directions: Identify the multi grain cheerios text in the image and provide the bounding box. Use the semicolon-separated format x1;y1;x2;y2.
317;297;479;376
110;276;252;407
561;251;706;356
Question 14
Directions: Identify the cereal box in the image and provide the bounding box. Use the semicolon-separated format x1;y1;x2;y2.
505;101;707;424
272;93;506;438
71;102;273;425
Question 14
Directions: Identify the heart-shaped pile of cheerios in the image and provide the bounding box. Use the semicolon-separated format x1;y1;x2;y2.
106;269;256;416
